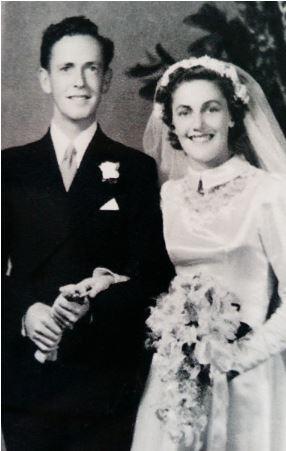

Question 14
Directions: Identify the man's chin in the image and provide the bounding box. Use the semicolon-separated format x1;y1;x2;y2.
64;112;97;124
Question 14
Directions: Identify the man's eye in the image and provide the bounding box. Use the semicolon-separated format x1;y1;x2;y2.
178;110;190;116
60;66;71;72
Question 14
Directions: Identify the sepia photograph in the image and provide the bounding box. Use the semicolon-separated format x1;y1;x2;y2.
2;2;286;450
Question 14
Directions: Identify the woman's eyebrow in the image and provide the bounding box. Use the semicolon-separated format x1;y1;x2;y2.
175;99;223;110
203;99;223;106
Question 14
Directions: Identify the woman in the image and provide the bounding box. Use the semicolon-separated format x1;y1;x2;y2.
131;56;286;451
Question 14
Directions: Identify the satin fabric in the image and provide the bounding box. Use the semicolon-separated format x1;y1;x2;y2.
132;156;286;451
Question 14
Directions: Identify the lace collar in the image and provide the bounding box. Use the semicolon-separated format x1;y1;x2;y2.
186;155;253;192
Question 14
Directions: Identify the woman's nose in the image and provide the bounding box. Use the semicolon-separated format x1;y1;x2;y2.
192;113;203;130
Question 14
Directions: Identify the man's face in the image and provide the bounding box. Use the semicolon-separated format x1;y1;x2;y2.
40;34;111;126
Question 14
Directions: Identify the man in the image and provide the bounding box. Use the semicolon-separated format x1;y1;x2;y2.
2;16;174;451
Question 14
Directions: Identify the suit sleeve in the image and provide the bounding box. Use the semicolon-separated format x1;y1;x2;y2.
2;151;35;352
89;156;175;337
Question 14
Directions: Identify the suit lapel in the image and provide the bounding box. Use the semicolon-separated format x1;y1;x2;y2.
65;126;122;226
18;133;75;272
21;128;123;273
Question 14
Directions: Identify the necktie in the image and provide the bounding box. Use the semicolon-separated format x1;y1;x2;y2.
60;144;77;191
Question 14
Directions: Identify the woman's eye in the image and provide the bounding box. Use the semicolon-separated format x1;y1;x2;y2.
208;106;220;113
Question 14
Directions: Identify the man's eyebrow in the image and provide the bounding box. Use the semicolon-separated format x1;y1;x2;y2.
57;62;74;67
175;104;192;110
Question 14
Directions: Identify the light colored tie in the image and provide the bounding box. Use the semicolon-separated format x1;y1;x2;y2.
61;144;77;191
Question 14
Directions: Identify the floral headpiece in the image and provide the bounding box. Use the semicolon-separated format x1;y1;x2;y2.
154;55;249;118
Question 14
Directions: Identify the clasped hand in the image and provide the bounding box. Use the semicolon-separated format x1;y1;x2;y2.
24;272;115;355
53;273;114;328
25;302;62;353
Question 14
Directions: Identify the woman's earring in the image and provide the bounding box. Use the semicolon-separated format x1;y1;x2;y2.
229;120;235;128
170;124;175;131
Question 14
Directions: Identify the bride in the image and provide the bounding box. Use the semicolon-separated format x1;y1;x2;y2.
131;56;286;451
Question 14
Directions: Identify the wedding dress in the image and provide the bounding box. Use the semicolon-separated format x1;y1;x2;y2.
131;155;286;451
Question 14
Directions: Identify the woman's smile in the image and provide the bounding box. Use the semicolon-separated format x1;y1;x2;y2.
187;132;215;143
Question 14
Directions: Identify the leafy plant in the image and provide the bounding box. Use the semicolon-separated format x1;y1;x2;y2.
126;2;286;133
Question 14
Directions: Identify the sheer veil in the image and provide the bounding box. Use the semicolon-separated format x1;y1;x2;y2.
143;61;286;183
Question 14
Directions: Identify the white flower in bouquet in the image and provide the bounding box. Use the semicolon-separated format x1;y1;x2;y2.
147;272;248;448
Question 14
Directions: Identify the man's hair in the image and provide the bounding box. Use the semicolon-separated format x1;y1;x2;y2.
40;16;114;71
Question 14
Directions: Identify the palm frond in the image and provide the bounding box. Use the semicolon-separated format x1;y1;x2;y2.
139;77;161;100
155;44;175;65
126;0;286;130
126;63;163;78
187;33;225;58
222;19;254;66
145;50;159;64
183;4;228;34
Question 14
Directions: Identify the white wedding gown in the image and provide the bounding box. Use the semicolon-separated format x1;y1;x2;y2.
131;155;286;451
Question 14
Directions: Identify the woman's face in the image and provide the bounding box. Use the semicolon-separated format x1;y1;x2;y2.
172;79;233;170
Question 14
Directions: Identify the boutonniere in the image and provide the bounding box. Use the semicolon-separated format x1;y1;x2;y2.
99;161;120;183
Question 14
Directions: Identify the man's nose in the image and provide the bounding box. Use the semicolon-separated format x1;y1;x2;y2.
73;69;85;88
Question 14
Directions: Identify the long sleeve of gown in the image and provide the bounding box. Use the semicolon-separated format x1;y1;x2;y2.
233;177;286;374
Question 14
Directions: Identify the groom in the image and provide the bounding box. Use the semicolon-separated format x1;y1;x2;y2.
2;16;174;451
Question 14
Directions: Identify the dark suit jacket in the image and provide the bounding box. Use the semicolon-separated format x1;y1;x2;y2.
2;127;174;448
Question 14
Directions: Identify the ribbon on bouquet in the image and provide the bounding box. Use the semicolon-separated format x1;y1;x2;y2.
207;371;229;451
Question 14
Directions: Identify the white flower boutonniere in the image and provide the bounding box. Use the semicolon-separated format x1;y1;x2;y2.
99;161;120;183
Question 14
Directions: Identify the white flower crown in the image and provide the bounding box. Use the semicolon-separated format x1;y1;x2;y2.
154;55;249;118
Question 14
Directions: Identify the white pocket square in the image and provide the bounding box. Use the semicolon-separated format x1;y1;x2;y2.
100;198;119;211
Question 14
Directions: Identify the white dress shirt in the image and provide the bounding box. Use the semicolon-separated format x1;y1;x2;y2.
50;120;98;169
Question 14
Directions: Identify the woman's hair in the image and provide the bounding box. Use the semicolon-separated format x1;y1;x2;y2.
155;65;258;164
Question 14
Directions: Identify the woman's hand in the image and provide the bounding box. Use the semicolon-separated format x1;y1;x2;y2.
73;275;115;298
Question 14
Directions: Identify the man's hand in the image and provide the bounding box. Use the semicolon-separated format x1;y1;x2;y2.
25;302;62;352
52;294;90;328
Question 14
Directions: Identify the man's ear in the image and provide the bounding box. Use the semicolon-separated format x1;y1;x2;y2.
102;68;112;94
38;68;52;94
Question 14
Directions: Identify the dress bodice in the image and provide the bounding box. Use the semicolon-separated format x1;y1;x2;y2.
161;156;286;329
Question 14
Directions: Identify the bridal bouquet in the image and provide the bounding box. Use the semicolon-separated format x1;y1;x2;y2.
147;273;248;449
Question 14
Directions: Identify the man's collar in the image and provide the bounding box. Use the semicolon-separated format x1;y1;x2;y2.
50;121;98;167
